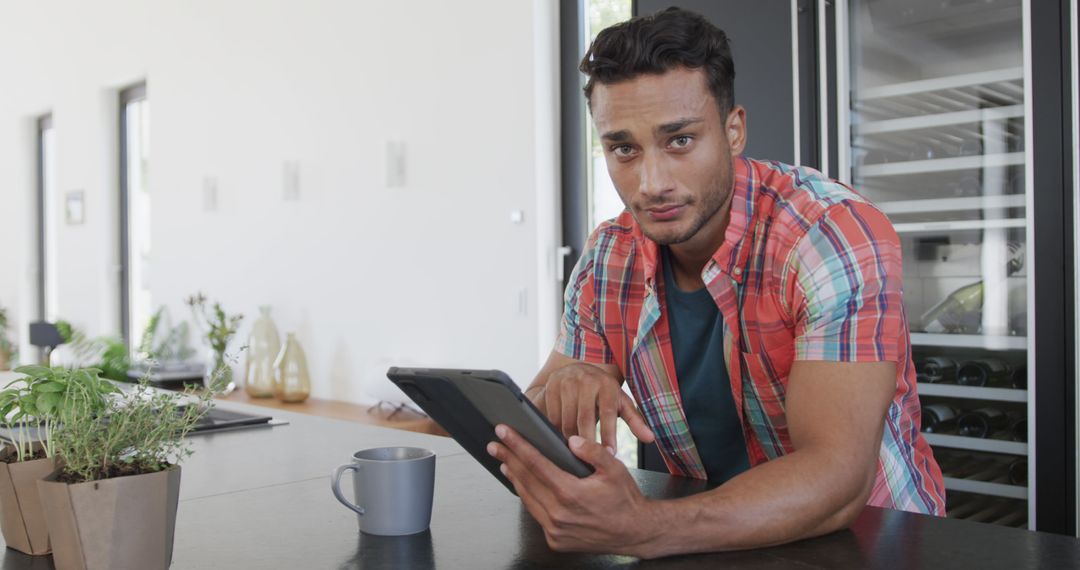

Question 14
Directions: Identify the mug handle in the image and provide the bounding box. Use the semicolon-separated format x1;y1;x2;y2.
331;464;366;516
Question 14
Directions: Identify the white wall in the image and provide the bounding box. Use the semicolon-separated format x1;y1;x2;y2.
0;0;563;403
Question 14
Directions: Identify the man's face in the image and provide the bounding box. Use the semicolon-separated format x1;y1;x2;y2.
591;67;745;248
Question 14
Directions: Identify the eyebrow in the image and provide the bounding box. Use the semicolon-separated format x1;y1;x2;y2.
657;117;704;134
600;117;705;143
600;130;631;142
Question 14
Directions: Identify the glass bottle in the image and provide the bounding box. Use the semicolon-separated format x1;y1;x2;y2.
918;242;1025;334
205;347;234;393
956;407;1008;438
956;358;1012;387
915;356;958;384
244;306;281;398
921;404;958;434
274;333;311;403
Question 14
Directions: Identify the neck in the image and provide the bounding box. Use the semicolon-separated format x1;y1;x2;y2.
666;189;735;290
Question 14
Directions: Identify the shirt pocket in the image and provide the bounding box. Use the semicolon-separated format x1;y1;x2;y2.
739;344;795;458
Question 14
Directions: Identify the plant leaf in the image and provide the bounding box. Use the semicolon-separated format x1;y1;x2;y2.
37;392;61;415
34;381;66;393
13;365;50;378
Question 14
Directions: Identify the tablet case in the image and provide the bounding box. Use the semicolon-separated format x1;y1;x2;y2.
386;367;594;494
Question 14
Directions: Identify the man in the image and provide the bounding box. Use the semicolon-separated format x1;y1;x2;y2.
485;7;945;558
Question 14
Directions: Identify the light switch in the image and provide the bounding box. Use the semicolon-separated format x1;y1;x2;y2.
510;210;524;224
283;160;300;201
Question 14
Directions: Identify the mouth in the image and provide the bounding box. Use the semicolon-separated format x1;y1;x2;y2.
644;204;686;222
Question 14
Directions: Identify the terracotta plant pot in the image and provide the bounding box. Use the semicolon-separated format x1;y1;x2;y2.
0;443;57;555
37;466;181;570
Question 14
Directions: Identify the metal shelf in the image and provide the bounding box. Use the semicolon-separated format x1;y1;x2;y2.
943;477;1027;500
892;218;1026;234
856;67;1024;101
917;383;1027;402
878;195;1026;215
910;333;1027;350
854;105;1025;135
924;433;1027;455
858;152;1025;177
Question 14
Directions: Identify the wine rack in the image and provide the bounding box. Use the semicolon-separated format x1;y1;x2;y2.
848;1;1029;527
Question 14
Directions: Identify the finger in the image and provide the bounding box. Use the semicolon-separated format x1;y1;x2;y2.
576;382;598;443
495;455;557;529
545;383;562;435
597;384;618;453
560;382;579;437
618;391;656;443
496;424;577;488
568;434;621;473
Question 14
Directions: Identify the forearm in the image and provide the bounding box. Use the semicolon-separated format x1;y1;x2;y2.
638;447;874;558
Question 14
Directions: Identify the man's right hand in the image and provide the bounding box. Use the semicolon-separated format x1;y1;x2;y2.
525;352;655;453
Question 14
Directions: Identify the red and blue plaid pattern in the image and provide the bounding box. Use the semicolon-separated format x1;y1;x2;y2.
556;156;946;515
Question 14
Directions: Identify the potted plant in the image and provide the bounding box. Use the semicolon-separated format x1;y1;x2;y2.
0;366;117;555
37;377;216;570
186;292;243;392
0;304;16;371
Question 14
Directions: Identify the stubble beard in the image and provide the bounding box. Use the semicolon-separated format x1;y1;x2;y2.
636;161;734;247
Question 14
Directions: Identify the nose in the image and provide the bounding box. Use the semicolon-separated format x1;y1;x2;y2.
638;150;675;201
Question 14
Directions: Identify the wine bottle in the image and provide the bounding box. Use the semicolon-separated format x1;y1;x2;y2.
919;242;1025;334
968;502;1013;524
957;359;1012;387
921;404;958;433
992;509;1027;528
1008;413;1027;442
1008;459;1028;486
956;407;1008;438
916;356;957;384
919;281;983;334
948;497;989;519
1010;364;1027;389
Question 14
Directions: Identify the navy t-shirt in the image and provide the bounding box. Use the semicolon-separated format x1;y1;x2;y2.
661;247;751;484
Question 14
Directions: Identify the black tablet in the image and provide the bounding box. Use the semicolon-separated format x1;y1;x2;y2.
386;367;594;494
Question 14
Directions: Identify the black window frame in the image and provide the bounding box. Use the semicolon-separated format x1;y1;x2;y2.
35;113;53;323
118;82;147;346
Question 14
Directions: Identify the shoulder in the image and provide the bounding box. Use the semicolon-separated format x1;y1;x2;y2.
751;159;879;225
747;158;897;257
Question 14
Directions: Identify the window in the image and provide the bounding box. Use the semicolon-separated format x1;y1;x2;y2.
584;0;633;230
36;114;58;322
119;84;150;346
561;0;635;466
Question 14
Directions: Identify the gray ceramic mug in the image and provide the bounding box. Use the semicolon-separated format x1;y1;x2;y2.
331;447;436;536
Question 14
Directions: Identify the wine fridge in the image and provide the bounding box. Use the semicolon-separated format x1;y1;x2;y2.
634;0;1076;533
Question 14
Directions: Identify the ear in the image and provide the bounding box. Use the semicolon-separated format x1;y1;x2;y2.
725;105;747;156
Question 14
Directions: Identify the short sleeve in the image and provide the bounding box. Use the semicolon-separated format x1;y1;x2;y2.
789;201;906;362
554;232;615;365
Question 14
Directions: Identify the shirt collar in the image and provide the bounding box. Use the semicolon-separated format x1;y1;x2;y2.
711;155;756;285
636;155;757;290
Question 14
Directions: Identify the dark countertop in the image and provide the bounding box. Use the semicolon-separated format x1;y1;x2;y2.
2;401;1079;569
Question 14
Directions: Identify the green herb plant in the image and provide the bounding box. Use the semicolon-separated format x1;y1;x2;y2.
55;321;130;381
135;306;195;365
184;293;243;357
0;366;119;462
0;304;17;368
50;375;220;483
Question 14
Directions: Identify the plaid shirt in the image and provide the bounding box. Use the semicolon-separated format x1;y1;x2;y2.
556;156;945;515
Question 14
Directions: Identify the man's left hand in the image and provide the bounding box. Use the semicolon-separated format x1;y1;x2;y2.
486;424;659;557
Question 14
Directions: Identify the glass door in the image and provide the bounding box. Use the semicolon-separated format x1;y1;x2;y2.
846;0;1030;528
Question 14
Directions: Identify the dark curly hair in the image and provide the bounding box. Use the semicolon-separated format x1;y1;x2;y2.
579;7;735;117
